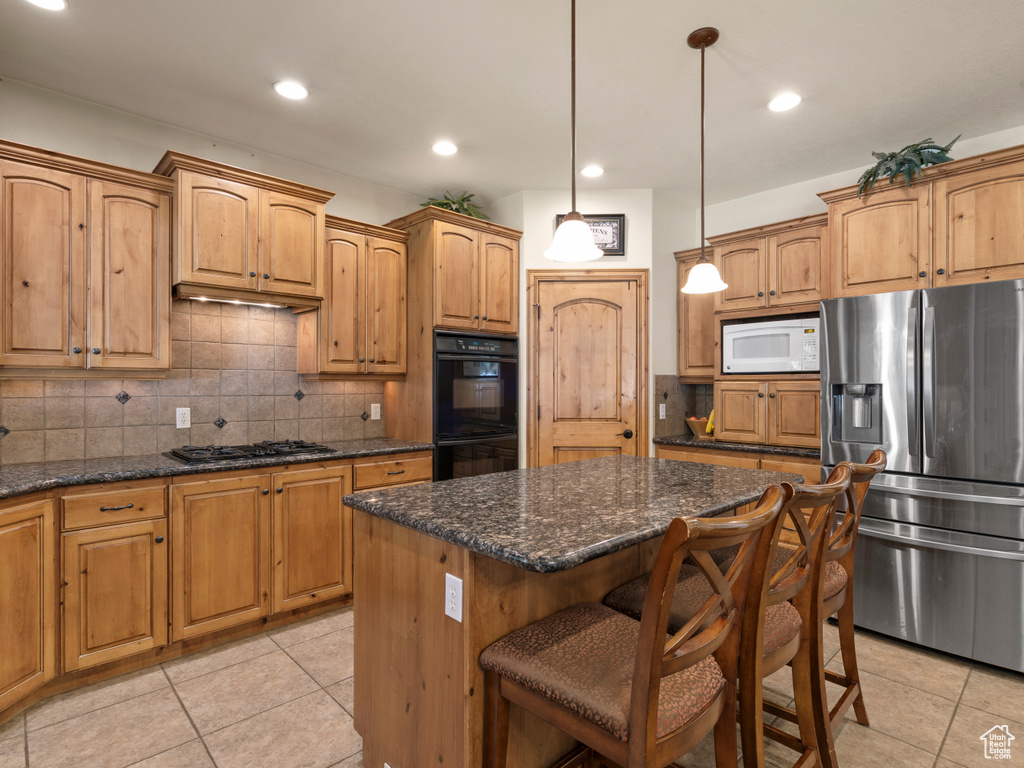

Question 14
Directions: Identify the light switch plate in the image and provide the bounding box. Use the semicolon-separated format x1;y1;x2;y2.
659;403;666;419
370;403;381;420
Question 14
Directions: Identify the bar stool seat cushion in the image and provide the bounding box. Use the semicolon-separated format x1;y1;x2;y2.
603;564;705;626
763;602;802;655
479;602;725;742
822;560;849;601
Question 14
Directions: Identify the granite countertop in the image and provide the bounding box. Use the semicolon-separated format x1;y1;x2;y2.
654;432;820;459
0;438;433;501
343;455;802;574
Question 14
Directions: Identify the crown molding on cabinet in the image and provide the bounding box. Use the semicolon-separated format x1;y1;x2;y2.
385;206;522;239
153;151;334;203
0;139;173;192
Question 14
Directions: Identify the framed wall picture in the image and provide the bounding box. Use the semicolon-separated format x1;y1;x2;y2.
554;213;626;256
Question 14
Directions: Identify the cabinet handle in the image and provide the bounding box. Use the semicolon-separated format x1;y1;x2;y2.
99;503;134;512
276;487;283;494
92;348;101;355
482;316;488;321
72;347;82;354
474;315;479;319
769;290;775;296
263;273;270;279
359;358;365;362
155;536;164;544
769;393;776;398
757;292;764;297
936;268;945;275
758;392;764;398
262;489;269;495
386;469;405;475
369;358;375;363
250;271;256;277
919;271;927;277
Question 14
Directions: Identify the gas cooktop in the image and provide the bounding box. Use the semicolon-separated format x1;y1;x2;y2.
166;440;336;464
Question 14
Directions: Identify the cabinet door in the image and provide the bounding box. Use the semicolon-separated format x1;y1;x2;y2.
272;466;352;613
366;236;407;374
0;160;87;367
759;457;821;484
434;223;479;329
260;190;324;299
479;234;518;335
677;255;715;378
714;381;767;444
933;164;1024;286
177;171;259;290
0;498;55;712
768;225;828;307
713;239;766;312
321;229;365;373
830;185;930;297
767;381;821;448
171;476;270;640
87;180;171;370
62;519;168;671
656;445;761;469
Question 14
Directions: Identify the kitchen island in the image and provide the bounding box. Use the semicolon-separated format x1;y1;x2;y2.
343;455;801;768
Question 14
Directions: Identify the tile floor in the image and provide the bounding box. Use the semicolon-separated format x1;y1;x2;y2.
0;606;1021;768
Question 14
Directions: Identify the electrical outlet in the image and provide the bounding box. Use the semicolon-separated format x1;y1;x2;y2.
370;403;381;420
176;407;191;429
445;573;462;622
659;403;667;420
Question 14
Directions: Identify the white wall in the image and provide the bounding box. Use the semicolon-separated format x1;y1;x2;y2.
0;78;422;224
651;189;697;378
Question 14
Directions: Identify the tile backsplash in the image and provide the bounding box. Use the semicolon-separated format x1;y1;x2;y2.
0;301;384;465
653;375;713;438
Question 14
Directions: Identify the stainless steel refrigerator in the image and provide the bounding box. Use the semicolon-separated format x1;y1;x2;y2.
821;279;1024;672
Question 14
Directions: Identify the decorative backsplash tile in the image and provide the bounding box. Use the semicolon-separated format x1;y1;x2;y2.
0;301;386;465
653;375;713;438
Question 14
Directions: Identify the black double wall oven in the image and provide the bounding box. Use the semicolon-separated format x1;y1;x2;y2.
433;331;518;481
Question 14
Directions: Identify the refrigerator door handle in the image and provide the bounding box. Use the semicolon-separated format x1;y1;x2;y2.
858;519;1024;562
868;475;1024;507
906;306;919;456
922;305;937;458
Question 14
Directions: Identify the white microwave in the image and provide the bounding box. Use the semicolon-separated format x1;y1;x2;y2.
722;317;819;373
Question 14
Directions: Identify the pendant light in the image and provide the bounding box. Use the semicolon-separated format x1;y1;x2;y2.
544;0;602;262
681;27;728;294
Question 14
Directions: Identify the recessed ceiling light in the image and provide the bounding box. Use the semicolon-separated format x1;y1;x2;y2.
432;141;458;156
25;0;67;10
581;165;604;178
768;92;802;112
273;81;309;100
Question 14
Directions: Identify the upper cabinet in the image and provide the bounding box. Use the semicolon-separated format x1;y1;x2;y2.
711;215;829;312
387;208;521;336
154;152;333;307
675;248;715;380
298;217;408;376
0;141;171;371
820;144;1024;296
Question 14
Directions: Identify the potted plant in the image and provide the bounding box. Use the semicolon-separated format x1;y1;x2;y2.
421;191;489;220
857;135;960;197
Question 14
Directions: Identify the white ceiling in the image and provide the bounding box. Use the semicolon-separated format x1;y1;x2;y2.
2;0;1023;208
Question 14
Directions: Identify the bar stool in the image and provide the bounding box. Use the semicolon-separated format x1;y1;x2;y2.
604;468;852;768
479;485;790;768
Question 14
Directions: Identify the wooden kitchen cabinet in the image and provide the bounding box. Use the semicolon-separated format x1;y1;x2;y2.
711;215;828;312
713;381;768;443
170;474;272;641
656;444;820;481
155;152;332;306
0;496;55;712
714;379;820;448
479;233;518;334
675;248;715;380
297;217;408;376
0;141;172;371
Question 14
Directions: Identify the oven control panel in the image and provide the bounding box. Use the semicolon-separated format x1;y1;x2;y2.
455;338;502;353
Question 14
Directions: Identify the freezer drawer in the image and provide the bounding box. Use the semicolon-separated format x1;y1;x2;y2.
851;517;1024;672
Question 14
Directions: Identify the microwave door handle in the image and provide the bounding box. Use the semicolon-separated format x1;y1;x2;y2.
906;306;919;456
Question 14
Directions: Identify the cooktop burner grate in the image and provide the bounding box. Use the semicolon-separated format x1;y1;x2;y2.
166;441;336;464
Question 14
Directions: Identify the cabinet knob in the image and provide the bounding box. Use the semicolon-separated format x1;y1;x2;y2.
250;271;256;277
757;292;764;297
92;348;101;355
263;273;270;279
769;393;776;398
758;392;764;398
155;536;164;544
936;268;945;275
359;357;365;362
769;290;775;296
262;489;269;495
73;347;82;354
369;358;375;363
919;271;927;277
482;316;488;321
474;315;480;319
276;487;283;494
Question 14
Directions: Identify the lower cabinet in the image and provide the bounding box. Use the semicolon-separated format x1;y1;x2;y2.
0;497;55;711
714;380;821;449
656;444;820;483
170;475;272;641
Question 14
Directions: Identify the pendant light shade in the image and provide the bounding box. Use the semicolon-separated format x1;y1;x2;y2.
545;0;602;263
681;27;727;294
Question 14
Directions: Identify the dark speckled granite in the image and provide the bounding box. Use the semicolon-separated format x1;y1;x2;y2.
0;438;432;501
654;433;820;459
343;455;802;574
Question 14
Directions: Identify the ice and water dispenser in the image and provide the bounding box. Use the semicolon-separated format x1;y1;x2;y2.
831;384;883;444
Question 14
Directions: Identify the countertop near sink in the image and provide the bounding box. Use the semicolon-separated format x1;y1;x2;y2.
654;433;820;459
0;438;433;500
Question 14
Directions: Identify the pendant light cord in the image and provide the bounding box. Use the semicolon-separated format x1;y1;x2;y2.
570;0;578;214
699;40;706;261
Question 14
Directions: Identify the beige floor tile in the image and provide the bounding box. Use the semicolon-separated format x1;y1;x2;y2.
831;721;936;768
268;607;354;649
959;666;1024;722
286;627;355;687
330;753;363;768
173;650;319;734
0;716;21;742
844;669;957;753
821;620;842;662
939;704;1024;768
127;740;214;768
204;691;362;768
162;633;279;684
935;760;969;768
673;723;744;768
26;689;194;768
826;632;970;701
26;666;168;731
0;732;24;768
325;676;355;717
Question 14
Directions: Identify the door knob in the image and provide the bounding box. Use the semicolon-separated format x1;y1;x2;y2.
617;429;634;439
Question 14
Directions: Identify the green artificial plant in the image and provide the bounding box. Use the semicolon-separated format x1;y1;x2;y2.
421;190;490;220
857;135;961;197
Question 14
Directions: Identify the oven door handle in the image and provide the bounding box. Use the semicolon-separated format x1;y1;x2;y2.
858;518;1024;561
435;354;515;363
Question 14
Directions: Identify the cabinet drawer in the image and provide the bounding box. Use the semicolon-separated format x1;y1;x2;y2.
354;457;433;490
63;486;167;530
